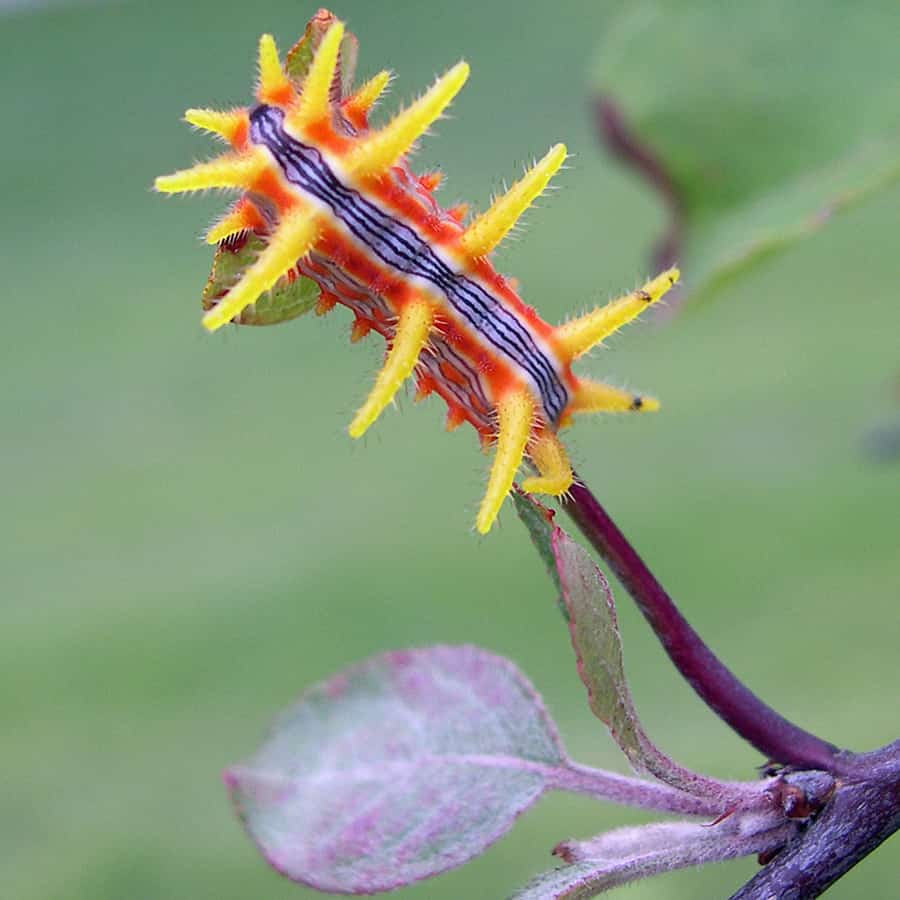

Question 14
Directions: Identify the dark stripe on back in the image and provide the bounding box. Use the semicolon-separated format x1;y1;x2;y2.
249;105;567;422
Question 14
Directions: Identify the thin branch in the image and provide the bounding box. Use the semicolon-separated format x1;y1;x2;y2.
546;760;733;818
560;476;846;774
593;95;683;276
730;742;900;899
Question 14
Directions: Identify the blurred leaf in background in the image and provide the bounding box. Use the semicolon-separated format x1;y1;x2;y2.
592;0;900;305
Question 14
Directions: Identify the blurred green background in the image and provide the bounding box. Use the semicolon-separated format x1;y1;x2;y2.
3;0;897;897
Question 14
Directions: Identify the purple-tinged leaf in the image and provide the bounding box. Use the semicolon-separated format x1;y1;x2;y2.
225;645;566;894
226;645;729;893
514;816;795;899
554;813;790;865
552;527;757;805
513;860;609;900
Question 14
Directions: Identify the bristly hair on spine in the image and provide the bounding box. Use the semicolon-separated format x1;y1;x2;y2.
155;8;679;534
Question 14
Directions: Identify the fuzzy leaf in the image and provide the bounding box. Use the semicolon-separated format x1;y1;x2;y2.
202;234;320;326
226;645;566;894
592;0;900;305
513;817;793;899
513;860;609;900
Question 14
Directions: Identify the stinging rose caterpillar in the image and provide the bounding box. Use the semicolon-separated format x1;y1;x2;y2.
155;8;678;533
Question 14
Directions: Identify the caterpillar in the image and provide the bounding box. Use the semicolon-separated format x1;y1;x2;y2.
155;9;678;533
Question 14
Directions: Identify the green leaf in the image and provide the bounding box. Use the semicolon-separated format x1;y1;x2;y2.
198;10;361;330
512;488;564;614
552;528;734;800
202;235;320;326
592;0;900;304
552;530;645;768
284;9;359;97
514;500;741;800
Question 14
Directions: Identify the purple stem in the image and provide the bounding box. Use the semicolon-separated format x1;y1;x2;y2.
594;95;683;275
560;476;845;774
546;760;727;818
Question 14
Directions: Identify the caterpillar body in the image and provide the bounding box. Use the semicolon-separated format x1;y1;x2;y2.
155;9;678;533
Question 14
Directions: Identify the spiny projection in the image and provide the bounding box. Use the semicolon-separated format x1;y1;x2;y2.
155;10;679;533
